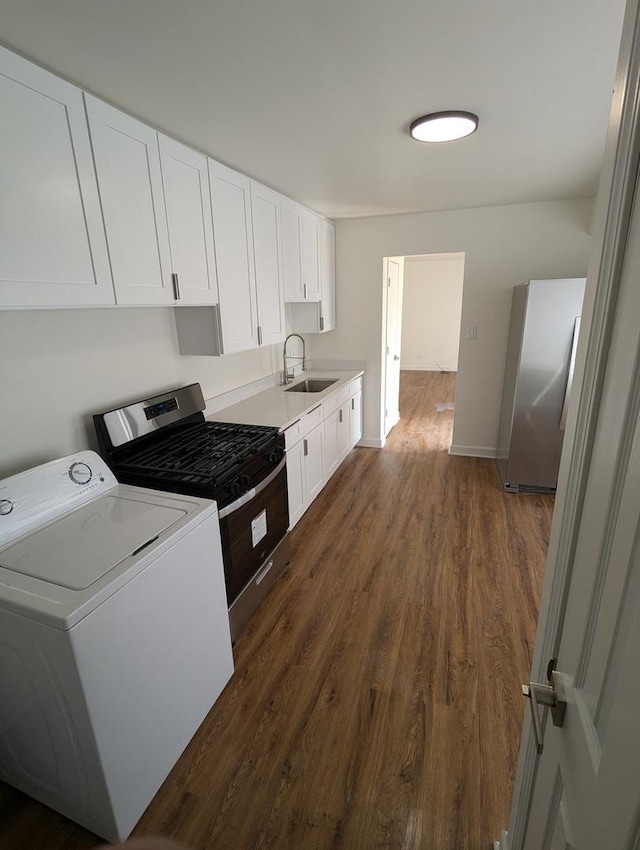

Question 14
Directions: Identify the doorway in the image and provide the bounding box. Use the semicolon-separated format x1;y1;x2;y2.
382;252;465;440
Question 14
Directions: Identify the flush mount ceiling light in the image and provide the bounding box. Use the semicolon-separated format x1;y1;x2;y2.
410;111;479;143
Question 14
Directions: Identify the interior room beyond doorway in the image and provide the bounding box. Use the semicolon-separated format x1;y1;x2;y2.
383;252;465;444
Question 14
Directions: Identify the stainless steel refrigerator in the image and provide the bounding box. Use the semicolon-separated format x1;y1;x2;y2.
497;277;586;493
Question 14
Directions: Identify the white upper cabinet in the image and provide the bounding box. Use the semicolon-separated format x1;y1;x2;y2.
0;47;113;307
250;181;286;346
208;160;258;353
85;95;174;305
289;217;336;333
158;135;218;305
302;209;322;301
282;198;320;302
319;218;336;332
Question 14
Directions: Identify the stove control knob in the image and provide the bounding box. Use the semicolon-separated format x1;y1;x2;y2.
0;499;14;516
69;462;92;486
238;474;250;490
266;447;283;464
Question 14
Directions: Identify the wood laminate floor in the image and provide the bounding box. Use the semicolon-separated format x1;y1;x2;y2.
0;371;555;850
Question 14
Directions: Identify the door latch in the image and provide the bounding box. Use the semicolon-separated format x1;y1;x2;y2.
522;670;567;755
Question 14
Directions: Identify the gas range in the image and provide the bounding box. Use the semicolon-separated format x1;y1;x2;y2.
93;384;290;640
94;385;285;509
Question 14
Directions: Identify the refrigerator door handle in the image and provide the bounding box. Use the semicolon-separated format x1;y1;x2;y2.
559;317;581;431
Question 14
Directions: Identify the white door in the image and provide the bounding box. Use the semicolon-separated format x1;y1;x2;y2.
0;47;113;307
384;257;403;435
250;181;286;346
302;209;322;302
85;95;173;305
158;134;218;305
349;389;363;449
281;197;306;302
303;422;325;504
323;408;340;479
208;160;258;353
337;401;351;462
285;438;306;529
318;219;336;332
505;4;640;846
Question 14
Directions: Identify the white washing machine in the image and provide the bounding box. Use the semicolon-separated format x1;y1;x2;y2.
0;451;234;842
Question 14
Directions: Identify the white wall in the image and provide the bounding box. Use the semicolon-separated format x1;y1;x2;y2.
311;198;593;455
0;308;282;477
400;254;464;372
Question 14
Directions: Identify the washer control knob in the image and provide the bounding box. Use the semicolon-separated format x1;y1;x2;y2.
69;462;92;486
0;499;14;516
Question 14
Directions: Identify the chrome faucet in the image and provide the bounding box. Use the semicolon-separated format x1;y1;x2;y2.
282;333;306;384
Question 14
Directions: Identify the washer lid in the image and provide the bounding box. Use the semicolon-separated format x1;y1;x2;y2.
0;495;186;589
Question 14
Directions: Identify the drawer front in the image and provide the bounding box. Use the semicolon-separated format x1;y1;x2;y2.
283;402;325;448
322;391;339;415
335;384;351;406
300;402;324;436
283;419;303;450
348;376;363;396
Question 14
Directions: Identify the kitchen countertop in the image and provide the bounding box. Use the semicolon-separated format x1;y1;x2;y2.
207;369;364;432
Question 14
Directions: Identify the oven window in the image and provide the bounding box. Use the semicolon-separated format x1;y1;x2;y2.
218;467;289;604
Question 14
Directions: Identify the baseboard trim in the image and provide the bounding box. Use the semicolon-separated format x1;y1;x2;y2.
449;444;498;459
358;437;384;449
401;365;457;373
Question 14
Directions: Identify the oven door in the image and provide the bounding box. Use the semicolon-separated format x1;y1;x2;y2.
217;458;289;605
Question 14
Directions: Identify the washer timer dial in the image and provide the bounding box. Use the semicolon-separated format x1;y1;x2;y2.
68;462;92;485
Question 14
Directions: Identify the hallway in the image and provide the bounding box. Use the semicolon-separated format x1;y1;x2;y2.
0;371;555;850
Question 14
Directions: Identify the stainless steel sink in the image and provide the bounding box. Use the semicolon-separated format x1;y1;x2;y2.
285;379;338;393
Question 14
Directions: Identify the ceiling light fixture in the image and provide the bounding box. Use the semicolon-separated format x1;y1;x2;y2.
410;111;479;143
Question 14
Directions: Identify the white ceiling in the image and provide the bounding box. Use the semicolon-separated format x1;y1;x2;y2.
0;0;628;219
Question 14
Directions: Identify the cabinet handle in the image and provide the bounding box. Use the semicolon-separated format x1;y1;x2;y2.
351;398;355;410
304;284;308;299
320;316;325;331
257;325;263;345
339;410;343;423
303;438;308;457
172;273;181;301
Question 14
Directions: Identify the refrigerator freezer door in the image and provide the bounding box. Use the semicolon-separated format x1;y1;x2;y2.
500;278;586;492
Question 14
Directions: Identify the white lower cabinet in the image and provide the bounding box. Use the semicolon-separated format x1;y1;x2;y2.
284;405;325;529
304;423;325;503
349;389;363;448
324;408;340;479
286;377;363;529
285;420;325;529
286;439;306;528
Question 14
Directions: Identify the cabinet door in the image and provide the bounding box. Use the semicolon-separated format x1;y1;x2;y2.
302;209;322;301
319;219;336;332
286;440;306;529
338;401;351;462
281;197;305;302
304;422;325;504
250;181;286;346
158;135;218;305
208;160;258;353
349;389;363;448
323;408;340;479
0;48;113;307
85;95;173;305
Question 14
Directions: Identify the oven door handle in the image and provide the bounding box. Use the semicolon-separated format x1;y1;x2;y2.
218;457;286;519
